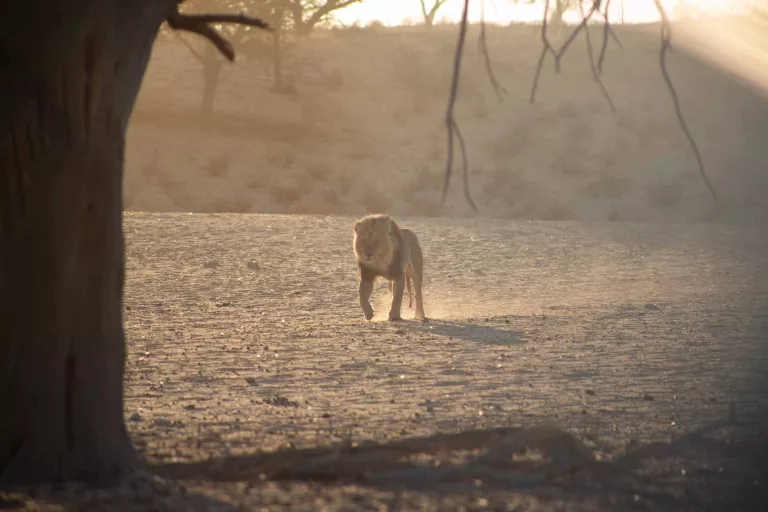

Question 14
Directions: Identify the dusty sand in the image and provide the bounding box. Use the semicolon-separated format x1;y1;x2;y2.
88;213;764;510
3;212;767;510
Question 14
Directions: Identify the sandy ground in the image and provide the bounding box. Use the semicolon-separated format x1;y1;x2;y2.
4;213;766;511
103;213;768;509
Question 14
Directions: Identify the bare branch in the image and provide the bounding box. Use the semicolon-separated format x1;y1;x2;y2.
300;0;362;33
652;0;718;202
420;0;450;26
579;1;615;112
530;0;557;104
554;1;599;67
598;1;624;55
166;8;271;62
478;0;507;102
441;0;477;211
597;0;621;74
453;119;477;211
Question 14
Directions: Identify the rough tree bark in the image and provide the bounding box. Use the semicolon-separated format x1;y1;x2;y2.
0;0;172;484
1;0;268;485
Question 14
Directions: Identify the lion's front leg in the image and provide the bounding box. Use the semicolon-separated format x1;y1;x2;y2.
359;278;375;320
388;276;405;321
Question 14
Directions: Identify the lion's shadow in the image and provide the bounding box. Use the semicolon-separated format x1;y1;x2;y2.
395;316;526;346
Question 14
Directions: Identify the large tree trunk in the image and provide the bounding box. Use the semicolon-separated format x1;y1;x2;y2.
0;0;170;484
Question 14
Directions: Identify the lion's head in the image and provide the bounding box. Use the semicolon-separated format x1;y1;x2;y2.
353;214;397;270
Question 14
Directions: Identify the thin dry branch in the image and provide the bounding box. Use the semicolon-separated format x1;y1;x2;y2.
597;0;622;74
166;8;271;62
420;0;449;26
478;0;507;102
530;0;557;104
453;119;477;211
554;1;600;67
579;1;615;112
652;0;718;202
441;0;477;211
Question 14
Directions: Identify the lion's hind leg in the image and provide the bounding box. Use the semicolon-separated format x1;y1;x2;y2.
404;262;414;308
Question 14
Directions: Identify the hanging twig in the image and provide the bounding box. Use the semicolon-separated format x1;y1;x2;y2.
530;0;557;104
478;0;507;102
453;119;477;210
597;0;621;74
579;1;615;112
553;1;600;68
652;0;718;202
441;0;477;211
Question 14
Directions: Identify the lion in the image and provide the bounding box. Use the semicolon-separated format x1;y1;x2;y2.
353;213;426;322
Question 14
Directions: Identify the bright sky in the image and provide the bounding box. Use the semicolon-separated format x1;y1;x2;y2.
334;0;740;27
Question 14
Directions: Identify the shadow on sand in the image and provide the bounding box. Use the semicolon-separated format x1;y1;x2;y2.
407;317;527;347
148;414;768;512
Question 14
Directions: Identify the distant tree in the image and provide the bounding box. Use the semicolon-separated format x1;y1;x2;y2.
512;0;579;26
180;0;361;110
176;0;270;114
419;0;450;28
275;0;363;91
286;0;363;36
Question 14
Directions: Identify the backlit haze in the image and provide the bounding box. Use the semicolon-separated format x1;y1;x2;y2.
334;0;740;27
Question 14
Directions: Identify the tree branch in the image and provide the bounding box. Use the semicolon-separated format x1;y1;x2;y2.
652;0;717;202
454;119;477;211
165;8;271;62
441;0;477;211
597;0;623;75
302;0;361;33
478;0;507;102
420;0;449;24
530;0;557;104
578;1;615;112
554;0;599;67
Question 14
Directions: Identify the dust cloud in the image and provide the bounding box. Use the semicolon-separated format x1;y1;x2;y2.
126;17;768;224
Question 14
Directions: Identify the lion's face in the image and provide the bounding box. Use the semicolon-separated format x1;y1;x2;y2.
353;215;395;269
